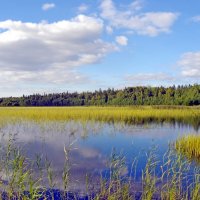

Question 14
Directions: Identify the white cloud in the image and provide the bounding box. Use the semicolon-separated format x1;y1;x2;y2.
130;0;143;11
42;3;55;11
0;70;89;85
100;0;178;36
124;52;200;86
0;15;116;87
106;25;113;34
78;4;88;13
177;52;200;78
125;72;174;83
123;72;176;86
191;15;200;22
115;35;128;46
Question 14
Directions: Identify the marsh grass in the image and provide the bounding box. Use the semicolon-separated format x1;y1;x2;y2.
94;150;133;200
175;135;200;162
0;137;44;199
0;136;200;199
90;146;200;200
0;106;199;129
0;106;199;199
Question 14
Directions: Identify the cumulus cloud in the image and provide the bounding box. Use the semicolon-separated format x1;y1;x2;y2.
177;52;200;78
0;15;116;87
100;0;178;36
78;4;88;13
115;35;128;46
42;3;55;11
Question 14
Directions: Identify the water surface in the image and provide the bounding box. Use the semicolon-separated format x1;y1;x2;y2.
0;121;199;194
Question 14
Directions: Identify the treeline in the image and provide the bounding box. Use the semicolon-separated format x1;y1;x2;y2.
0;85;199;106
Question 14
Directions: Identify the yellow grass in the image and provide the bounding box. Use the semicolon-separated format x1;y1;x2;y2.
176;135;200;161
0;106;199;126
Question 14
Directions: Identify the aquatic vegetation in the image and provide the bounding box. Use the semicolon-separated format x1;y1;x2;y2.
0;106;199;129
0;107;199;199
175;135;200;162
92;147;200;200
0;138;199;199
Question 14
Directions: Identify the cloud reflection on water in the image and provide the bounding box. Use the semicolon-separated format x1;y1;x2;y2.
0;120;199;193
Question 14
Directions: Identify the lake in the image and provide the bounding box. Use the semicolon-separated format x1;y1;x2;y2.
0;120;199;197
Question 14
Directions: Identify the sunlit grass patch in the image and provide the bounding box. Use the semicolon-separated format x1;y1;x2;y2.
0;106;199;129
175;135;200;162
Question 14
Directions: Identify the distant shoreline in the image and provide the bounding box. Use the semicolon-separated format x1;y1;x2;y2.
0;84;199;107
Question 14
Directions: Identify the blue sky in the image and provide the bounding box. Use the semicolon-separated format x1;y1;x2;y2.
0;0;199;97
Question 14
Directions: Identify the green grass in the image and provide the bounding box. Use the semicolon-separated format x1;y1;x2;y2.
176;135;200;162
0;106;199;128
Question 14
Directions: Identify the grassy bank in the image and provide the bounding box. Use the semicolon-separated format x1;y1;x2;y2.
0;106;199;128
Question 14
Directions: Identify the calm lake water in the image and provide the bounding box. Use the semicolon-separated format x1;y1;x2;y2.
0;121;199;194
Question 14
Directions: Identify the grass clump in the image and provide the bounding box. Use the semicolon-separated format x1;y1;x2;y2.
176;135;200;162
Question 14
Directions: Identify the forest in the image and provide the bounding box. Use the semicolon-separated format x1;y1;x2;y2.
0;84;199;106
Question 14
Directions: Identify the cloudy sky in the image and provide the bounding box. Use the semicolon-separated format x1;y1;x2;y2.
0;0;199;97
